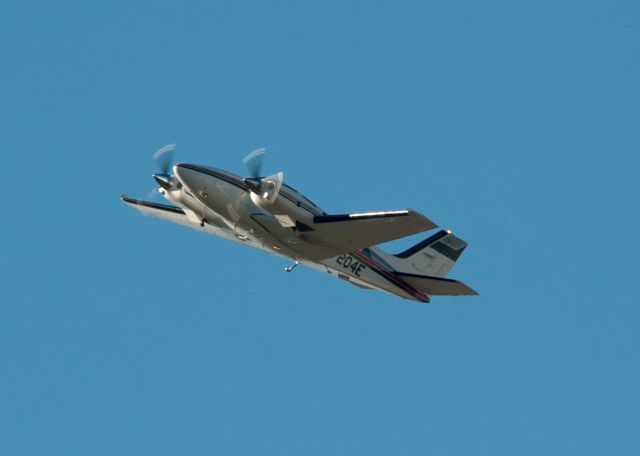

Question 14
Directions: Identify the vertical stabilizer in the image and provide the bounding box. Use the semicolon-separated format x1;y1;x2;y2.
372;230;468;277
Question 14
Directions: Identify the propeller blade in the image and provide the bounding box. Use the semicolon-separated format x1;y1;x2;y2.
147;186;161;199
243;147;266;178
153;143;176;175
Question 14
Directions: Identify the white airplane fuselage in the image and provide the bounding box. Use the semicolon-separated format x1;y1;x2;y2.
123;154;478;303
163;163;430;302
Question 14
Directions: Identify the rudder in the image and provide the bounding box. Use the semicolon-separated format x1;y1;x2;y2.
378;230;469;277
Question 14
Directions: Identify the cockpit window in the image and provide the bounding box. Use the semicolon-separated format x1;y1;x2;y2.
282;184;320;208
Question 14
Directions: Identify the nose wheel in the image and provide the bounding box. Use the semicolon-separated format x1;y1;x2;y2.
285;261;299;272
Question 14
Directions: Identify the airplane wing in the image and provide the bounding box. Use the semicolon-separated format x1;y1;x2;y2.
123;196;437;262
297;209;437;260
120;195;239;243
122;195;194;228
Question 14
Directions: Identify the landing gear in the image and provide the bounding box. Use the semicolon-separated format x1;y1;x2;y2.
285;261;299;273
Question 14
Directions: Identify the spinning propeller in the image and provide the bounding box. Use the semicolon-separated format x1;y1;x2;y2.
152;143;176;191
242;148;283;203
243;147;266;180
148;144;283;205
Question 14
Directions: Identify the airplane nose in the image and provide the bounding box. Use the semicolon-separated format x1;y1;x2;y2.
153;173;172;190
173;164;198;189
173;164;215;198
173;164;187;181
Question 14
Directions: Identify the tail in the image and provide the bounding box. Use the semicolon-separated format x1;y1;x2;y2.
369;230;477;296
374;230;469;277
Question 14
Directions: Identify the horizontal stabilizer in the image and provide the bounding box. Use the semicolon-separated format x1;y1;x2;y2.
397;272;478;296
302;209;437;259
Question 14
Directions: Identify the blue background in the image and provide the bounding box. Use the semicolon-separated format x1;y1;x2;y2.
2;1;638;454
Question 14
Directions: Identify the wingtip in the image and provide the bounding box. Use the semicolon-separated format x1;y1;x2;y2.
120;195;141;206
406;208;438;230
456;281;479;296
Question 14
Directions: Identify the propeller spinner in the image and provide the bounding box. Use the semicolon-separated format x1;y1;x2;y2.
152;144;177;192
242;148;284;203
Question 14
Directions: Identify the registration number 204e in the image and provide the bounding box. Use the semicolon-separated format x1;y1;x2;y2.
335;254;367;277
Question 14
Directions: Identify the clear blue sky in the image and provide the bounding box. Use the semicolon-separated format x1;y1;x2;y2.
2;1;638;454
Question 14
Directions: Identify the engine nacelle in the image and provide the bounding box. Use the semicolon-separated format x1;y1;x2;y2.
246;172;314;228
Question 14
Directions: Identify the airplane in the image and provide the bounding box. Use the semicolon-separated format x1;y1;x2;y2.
121;145;477;303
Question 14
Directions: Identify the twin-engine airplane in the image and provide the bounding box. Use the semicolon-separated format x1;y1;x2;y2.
121;145;477;303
